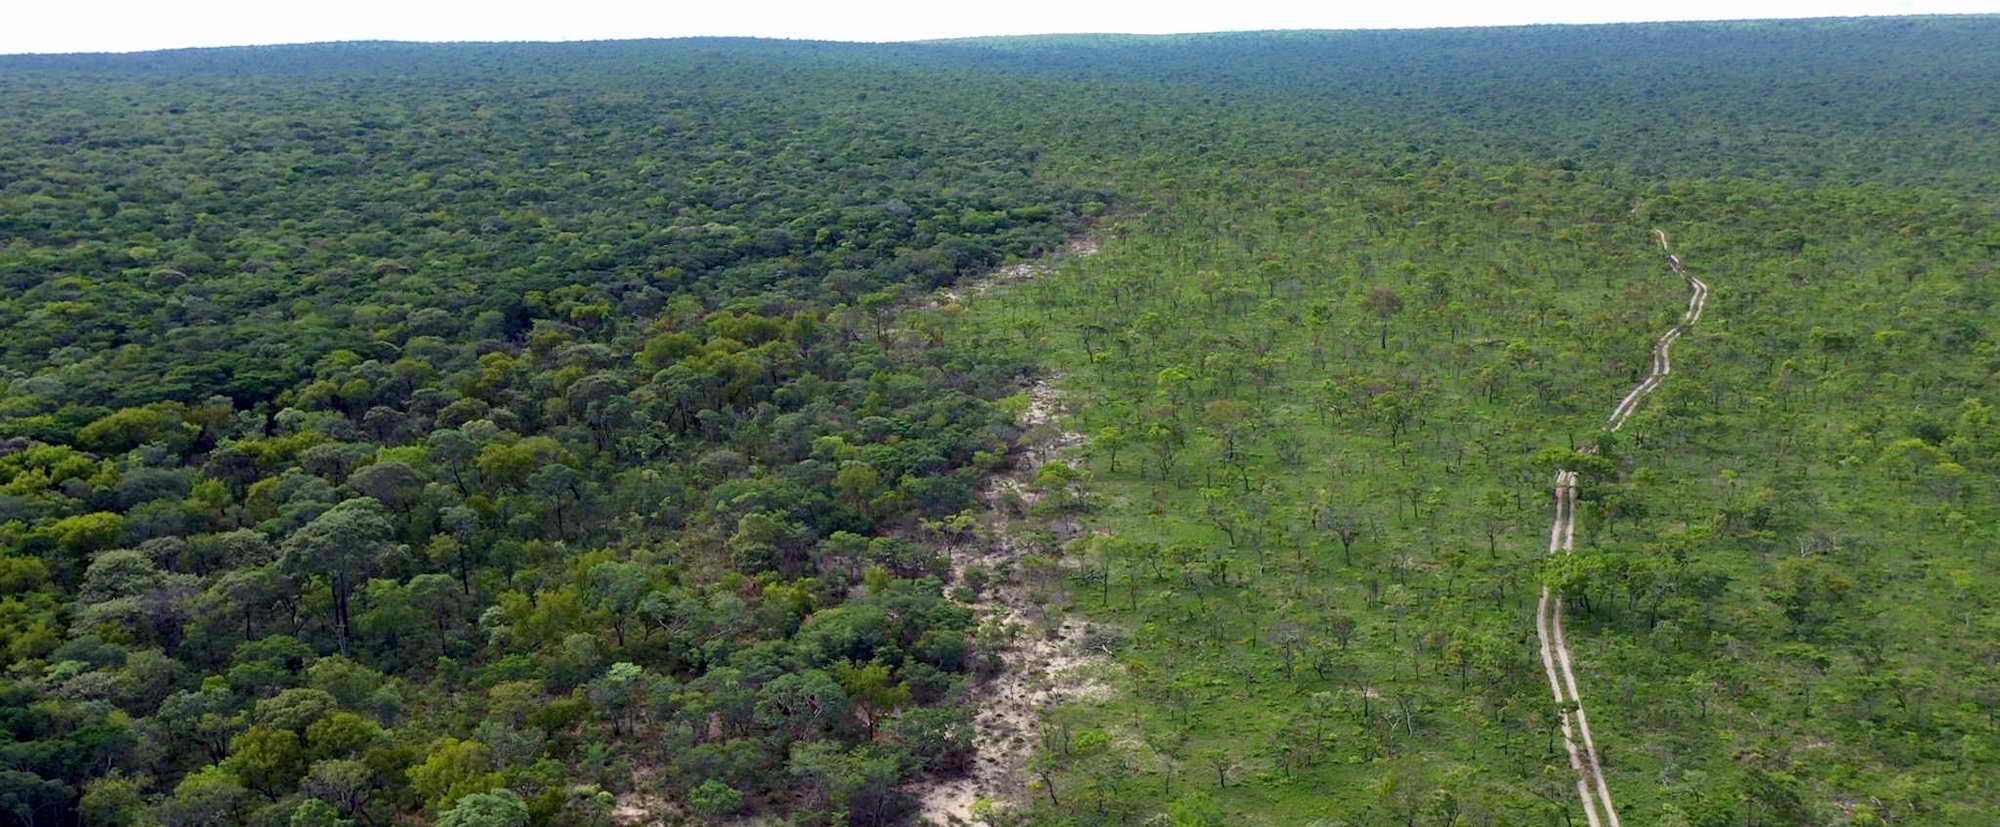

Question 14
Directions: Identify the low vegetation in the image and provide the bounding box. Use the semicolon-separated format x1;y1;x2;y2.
0;16;1995;827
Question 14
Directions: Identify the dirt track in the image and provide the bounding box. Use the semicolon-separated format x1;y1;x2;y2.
1534;230;1709;827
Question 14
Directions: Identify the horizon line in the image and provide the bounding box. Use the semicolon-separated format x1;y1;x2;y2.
4;12;1991;58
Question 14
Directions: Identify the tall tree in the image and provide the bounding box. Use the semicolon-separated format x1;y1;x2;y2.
279;498;395;656
1362;287;1405;351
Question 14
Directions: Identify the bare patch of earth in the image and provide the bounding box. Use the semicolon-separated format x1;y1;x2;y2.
931;236;1100;307
911;240;1117;827
610;765;678;825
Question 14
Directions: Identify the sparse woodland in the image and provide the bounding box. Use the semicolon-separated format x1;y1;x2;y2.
0;17;1997;827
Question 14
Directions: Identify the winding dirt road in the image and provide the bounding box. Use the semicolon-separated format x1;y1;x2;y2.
1535;230;1709;827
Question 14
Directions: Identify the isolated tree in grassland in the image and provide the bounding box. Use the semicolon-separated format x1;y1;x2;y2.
1363;287;1405;350
1372;390;1420;448
1202;400;1255;467
1143;420;1187;482
1155;365;1195;420
1307;300;1337;358
1095;424;1130;472
1313;380;1353;433
1326;612;1359;650
1312;496;1371;567
1475;488;1513;555
1202;748;1236;789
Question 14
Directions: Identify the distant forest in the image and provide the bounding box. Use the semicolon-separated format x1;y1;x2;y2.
0;16;1996;827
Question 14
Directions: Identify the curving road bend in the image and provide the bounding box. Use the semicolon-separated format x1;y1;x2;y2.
1535;230;1709;827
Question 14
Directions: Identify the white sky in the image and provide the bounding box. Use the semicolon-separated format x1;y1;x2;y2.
6;0;1996;54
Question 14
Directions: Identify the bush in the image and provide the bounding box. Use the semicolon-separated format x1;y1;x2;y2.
688;779;744;818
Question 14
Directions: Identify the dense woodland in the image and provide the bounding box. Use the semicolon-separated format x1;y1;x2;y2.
0;15;1997;827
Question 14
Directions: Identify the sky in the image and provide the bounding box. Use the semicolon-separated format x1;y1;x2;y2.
6;0;1996;54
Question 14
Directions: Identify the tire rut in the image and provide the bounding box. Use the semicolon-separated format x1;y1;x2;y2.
1535;229;1709;826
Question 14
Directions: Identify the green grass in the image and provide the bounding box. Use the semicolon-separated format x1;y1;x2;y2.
960;158;2000;826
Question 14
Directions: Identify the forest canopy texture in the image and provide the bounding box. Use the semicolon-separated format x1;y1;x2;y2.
0;15;1997;827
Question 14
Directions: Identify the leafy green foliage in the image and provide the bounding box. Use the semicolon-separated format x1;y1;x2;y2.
970;147;2000;825
1;16;1997;827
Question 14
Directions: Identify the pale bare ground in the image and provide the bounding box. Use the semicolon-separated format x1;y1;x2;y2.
911;240;1116;827
1537;473;1602;827
611;765;676;826
609;797;673;827
931;237;1101;308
